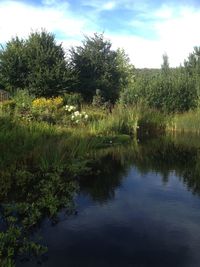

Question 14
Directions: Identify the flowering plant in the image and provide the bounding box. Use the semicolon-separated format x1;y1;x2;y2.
64;105;76;112
32;97;63;111
71;110;89;124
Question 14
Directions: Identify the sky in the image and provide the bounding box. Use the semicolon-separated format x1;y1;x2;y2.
0;0;200;68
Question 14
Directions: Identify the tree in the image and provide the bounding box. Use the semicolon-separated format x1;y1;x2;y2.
184;46;200;75
69;33;134;102
0;37;28;92
25;31;69;96
184;47;200;102
161;53;170;75
0;30;70;96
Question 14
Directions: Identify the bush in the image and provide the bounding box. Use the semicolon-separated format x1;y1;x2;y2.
11;90;34;121
0;100;15;114
137;107;167;135
31;96;64;124
62;93;83;108
89;105;138;135
92;89;104;107
32;96;63;111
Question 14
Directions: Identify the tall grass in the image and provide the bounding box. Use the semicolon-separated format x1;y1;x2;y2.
168;109;200;134
88;104;139;135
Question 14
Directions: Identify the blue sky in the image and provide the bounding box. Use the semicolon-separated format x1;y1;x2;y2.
0;0;200;68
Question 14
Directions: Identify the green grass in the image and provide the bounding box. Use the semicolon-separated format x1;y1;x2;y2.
167;109;200;134
88;105;139;135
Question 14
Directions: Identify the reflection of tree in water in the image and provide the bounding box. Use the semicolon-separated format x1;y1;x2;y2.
79;154;131;203
132;137;200;196
80;136;200;204
79;142;139;203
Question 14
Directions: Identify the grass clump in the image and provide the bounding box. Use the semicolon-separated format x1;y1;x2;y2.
168;109;200;134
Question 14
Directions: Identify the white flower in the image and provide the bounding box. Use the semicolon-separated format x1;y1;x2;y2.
71;115;75;120
85;114;88;119
74;111;80;116
76;120;79;123
68;105;74;112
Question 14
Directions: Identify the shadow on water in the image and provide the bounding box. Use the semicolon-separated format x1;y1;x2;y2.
1;130;200;266
80;134;200;200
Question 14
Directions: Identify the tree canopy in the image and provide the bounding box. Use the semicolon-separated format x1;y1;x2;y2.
0;31;69;96
69;33;134;102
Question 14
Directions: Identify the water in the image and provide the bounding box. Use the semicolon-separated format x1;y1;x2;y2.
15;135;200;267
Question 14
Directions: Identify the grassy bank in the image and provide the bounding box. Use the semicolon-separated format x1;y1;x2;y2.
1;90;200;140
167;110;200;134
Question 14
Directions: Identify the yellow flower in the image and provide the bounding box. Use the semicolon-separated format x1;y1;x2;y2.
32;96;63;109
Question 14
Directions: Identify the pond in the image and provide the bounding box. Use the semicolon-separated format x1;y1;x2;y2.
2;134;200;267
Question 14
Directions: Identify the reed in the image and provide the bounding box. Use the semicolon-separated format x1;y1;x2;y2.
168;109;200;134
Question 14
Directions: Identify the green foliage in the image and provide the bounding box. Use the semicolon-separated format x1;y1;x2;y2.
13;89;34;112
144;68;197;113
62;92;83;107
69;33;134;102
120;66;197;113
0;100;15;115
0;30;69;97
0;37;28;92
168;109;200;134
0;117;98;265
137;107;167;135
161;53;170;75
184;46;200;102
88;105;139;135
92;89;105;107
25;31;68;96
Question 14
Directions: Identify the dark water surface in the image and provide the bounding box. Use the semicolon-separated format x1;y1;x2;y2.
14;135;200;266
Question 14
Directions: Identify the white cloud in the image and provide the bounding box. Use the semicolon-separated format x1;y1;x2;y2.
154;6;200;67
0;1;200;68
154;5;174;19
107;5;200;68
108;34;165;68
42;0;58;6
82;0;149;12
102;1;116;10
0;0;88;43
81;0;116;12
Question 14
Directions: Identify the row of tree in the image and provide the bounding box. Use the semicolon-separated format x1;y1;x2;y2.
120;51;200;112
0;30;199;112
0;31;133;103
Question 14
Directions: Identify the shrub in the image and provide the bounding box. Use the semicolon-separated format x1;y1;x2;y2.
92;89;104;107
31;97;63;124
168;110;200;134
137;107;167;135
13;90;34;112
0;100;15;114
32;96;63;111
62;93;83;108
89;105;138;135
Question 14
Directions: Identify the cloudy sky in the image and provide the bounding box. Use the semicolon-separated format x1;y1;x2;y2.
0;0;200;68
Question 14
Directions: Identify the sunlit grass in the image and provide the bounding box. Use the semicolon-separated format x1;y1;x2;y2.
168;109;200;134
